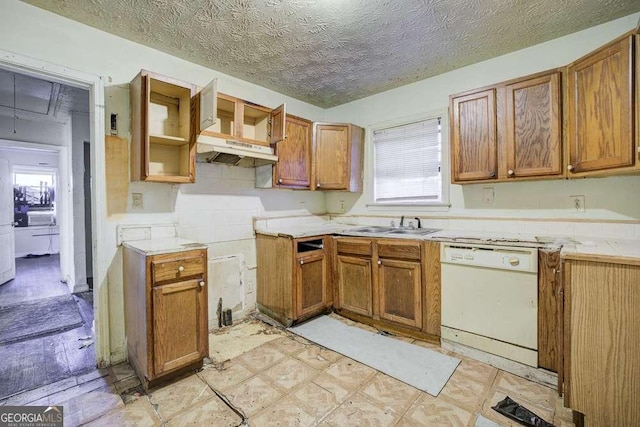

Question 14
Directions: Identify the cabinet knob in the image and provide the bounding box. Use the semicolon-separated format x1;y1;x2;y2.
300;260;304;265
377;260;382;265
199;281;205;287
567;164;574;171
278;178;283;184
178;266;185;272
507;169;514;176
316;183;320;188
490;171;496;178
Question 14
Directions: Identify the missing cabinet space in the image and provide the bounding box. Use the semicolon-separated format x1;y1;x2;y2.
297;239;324;253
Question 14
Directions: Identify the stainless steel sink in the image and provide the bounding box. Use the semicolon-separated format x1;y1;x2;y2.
351;226;396;233
386;228;441;236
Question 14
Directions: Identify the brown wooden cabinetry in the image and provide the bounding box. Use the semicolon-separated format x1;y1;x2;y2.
450;70;563;184
256;234;331;326
567;34;637;176
560;258;640;426
333;237;439;341
314;123;364;192
123;247;208;388
130;70;201;183
451;89;498;182
200;92;285;147
537;249;561;373
273;115;313;189
505;72;562;178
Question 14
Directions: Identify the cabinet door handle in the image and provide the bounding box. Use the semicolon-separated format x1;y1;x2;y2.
567;164;574;172
278;178;283;184
178;266;185;272
377;260;382;265
507;169;514;176
299;260;304;265
316;183;320;188
199;281;205;287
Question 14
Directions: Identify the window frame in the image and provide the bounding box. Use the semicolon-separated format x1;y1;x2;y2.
366;110;450;210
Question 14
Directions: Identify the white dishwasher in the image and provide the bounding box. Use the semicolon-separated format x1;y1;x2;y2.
440;243;538;367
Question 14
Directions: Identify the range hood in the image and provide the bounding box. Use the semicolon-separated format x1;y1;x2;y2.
196;134;278;168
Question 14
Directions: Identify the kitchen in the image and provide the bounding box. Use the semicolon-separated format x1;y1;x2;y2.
0;1;639;426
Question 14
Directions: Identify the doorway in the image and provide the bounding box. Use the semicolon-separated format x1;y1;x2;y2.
0;67;96;399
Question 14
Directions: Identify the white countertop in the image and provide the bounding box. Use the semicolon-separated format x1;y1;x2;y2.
560;237;640;265
122;238;207;255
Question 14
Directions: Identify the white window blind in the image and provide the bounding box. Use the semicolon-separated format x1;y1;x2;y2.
373;117;442;204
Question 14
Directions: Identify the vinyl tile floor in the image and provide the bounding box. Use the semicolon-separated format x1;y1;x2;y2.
0;254;69;305
3;317;575;427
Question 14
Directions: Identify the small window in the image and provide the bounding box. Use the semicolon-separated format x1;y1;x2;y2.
373;116;445;204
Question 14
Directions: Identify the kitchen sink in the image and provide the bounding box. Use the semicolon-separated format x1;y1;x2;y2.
350;226;440;236
351;226;397;233
387;228;441;236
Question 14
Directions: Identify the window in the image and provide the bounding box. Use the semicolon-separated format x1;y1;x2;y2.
373;116;445;205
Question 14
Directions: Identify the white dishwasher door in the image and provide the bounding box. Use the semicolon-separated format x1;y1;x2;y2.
441;244;538;366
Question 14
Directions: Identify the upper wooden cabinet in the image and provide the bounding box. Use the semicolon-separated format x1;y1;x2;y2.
200;92;286;147
130;70;201;183
450;89;498;182
567;34;637;176
450;70;563;184
505;72;562;178
273;115;313;189
314;123;364;192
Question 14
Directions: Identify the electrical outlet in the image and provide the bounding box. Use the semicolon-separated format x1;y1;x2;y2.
132;193;143;210
338;200;346;213
482;187;495;204
570;195;585;213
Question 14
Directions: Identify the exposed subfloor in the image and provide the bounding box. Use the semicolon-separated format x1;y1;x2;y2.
0;316;576;426
0;255;96;399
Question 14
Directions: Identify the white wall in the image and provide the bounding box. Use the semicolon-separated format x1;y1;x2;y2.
0;1;327;363
325;13;640;221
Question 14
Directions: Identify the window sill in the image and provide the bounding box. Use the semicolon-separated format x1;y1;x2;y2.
365;203;451;212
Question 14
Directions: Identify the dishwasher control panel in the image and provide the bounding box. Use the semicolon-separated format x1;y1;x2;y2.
441;243;537;273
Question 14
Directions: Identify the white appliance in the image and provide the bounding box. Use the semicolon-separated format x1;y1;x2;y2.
440;243;538;366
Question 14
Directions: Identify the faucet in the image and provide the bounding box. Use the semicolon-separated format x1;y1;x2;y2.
414;217;421;229
400;216;405;227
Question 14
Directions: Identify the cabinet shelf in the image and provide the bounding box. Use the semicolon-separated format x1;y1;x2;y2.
149;134;189;146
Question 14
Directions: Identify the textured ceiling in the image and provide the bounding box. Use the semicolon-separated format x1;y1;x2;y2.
23;0;640;108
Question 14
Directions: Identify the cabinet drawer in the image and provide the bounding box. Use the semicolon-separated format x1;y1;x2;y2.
151;251;205;284
378;242;421;261
336;239;372;256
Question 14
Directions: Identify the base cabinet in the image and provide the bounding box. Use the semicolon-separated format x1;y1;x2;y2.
333;237;439;341
123;247;208;388
256;234;332;326
561;258;640;426
378;259;422;328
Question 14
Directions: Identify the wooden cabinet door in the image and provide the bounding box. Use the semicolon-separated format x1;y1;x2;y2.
451;89;497;182
152;278;207;377
314;124;349;190
538;249;560;372
269;103;286;145
336;255;372;316
295;252;328;319
567;35;634;174
274;116;312;188
506;72;562;178
378;259;422;328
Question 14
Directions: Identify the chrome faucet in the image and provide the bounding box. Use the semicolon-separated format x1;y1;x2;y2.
415;217;421;229
400;216;405;227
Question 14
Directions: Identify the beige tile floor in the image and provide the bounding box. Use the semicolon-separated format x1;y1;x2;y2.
33;317;575;426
